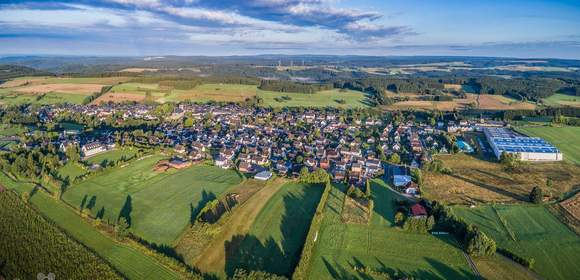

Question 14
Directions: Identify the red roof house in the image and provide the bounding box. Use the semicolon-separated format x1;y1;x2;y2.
410;204;427;217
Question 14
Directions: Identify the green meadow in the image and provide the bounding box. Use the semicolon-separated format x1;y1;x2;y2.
85;147;138;166
63;155;243;245
453;205;580;280
308;181;475;279
543;93;580;107
257;88;372;108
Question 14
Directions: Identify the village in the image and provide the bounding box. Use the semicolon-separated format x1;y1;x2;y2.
28;102;531;196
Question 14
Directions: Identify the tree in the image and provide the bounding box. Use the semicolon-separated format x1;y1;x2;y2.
394;212;405;226
365;180;371;198
500;152;522;172
529;186;543;204
389;153;401;164
466;227;496;257
410;168;423;186
21;191;30;203
546;177;553;189
115;217;130;239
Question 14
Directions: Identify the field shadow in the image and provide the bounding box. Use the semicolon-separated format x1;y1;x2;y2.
190;190;217;224
118;195;133;225
224;186;323;277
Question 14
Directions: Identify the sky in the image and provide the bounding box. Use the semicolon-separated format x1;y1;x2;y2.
0;0;579;59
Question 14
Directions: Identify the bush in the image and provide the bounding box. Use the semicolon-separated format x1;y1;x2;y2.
496;248;535;268
529;186;543;204
465;226;496;257
231;269;287;280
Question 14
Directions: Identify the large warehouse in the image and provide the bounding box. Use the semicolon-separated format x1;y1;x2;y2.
483;127;563;161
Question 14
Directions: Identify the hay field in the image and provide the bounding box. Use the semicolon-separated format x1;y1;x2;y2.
164;83;258;103
308;181;475;279
454;205;580;280
14;83;103;95
473;94;536;110
423;154;580;205
92;93;146;104
62;155;243;245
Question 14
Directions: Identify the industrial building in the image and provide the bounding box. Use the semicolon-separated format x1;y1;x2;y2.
483;127;563;161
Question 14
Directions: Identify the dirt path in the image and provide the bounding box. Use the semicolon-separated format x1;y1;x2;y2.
194;178;286;273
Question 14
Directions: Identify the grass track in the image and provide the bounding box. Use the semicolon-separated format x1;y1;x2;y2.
453;205;580;280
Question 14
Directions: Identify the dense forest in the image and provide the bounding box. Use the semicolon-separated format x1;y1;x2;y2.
0;190;122;280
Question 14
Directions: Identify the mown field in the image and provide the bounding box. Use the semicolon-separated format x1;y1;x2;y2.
0;171;181;280
57;161;87;180
453;205;580;280
423;153;580;205
382;93;535;111
223;182;324;277
63;155;243;245
517;126;580;165
308;180;475;279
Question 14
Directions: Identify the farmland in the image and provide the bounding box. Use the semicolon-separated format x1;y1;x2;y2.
164;83;258;103
0;172;182;280
0;76;129;105
382;93;535;111
62;155;243;245
308;181;475;279
453;205;580;280
423;153;580;205
516;126;580;164
223;182;324;277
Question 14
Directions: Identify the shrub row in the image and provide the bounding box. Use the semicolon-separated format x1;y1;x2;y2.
497;248;535;269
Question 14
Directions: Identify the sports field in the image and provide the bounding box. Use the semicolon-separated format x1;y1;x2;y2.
257;88;371;108
63;155;243;245
308;180;475;279
517;126;580;164
453;205;580;280
0;172;180;280
223;182;324;277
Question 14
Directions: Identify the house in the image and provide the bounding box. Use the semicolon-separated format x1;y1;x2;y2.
255;171;273;181
393;175;412;187
81;142;107;157
215;156;232;169
410;204;427;218
239;161;255;173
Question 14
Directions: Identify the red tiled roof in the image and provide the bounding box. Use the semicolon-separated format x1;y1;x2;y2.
411;204;427;216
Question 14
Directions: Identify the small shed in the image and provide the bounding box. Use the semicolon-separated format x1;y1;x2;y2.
255;171;273;181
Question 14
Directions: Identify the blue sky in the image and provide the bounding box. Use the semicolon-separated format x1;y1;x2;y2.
0;0;579;58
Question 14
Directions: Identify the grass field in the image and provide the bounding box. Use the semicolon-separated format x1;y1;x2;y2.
190;178;285;275
257;89;371;108
453;205;580;280
474;255;539;280
57;161;87;180
63;155;243;245
517;126;580;164
163;83;258;103
223;182;324;277
543;93;580;107
308;180;475;279
85;148;138;165
0;171;181;280
423;153;580;205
